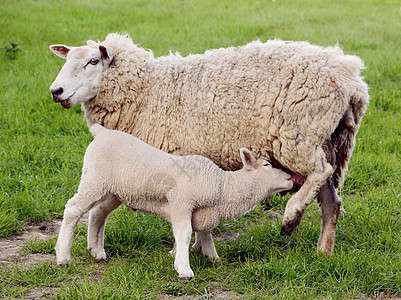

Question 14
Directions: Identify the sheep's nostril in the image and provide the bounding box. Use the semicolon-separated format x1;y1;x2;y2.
51;87;64;102
51;87;63;97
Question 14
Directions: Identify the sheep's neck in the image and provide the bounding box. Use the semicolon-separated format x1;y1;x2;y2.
82;57;148;130
219;170;269;221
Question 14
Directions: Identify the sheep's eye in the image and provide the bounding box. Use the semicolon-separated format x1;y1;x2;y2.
263;162;270;166
90;58;99;65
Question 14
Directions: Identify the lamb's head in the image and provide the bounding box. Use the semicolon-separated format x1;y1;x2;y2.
240;148;294;195
49;40;113;109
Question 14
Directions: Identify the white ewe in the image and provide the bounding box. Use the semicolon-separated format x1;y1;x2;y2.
50;33;369;255
55;124;293;279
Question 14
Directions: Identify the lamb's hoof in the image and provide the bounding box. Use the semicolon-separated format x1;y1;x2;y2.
179;276;192;282
57;262;69;268
88;247;108;262
96;257;109;263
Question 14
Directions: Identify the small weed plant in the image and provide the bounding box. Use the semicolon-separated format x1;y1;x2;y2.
2;42;21;60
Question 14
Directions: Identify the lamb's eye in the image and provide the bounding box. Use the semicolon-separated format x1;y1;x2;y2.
90;58;99;65
263;162;270;167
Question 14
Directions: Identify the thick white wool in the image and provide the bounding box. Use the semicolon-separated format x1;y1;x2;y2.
83;34;369;187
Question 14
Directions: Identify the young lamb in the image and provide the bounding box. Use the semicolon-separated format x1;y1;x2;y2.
50;33;369;255
55;124;293;279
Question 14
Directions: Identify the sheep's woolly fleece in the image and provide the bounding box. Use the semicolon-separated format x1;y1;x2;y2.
83;33;369;185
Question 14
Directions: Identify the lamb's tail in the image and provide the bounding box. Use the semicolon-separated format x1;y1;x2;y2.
331;83;369;188
89;123;106;137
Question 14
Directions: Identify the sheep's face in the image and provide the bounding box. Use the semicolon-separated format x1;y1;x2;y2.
240;148;293;195
49;42;113;109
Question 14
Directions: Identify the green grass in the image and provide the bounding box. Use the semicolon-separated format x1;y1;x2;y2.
1;0;401;298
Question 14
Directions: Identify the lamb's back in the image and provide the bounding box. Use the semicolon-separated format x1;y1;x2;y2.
86;128;223;207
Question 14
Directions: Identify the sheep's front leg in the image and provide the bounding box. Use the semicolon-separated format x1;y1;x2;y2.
193;232;219;259
281;162;333;237
87;194;121;260
170;209;194;280
317;178;341;255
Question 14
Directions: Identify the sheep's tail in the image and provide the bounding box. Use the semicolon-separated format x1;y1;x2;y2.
89;123;106;137
331;83;369;189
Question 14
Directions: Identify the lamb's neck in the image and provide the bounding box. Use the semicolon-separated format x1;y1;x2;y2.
219;170;270;221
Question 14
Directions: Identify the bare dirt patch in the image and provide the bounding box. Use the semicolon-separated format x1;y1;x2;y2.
0;219;61;266
20;287;60;300
0;217;92;299
0;214;90;267
159;289;245;299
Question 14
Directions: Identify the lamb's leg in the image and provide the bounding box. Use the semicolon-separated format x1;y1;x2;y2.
87;194;121;260
56;193;99;265
317;178;341;255
281;162;333;236
193;231;219;259
170;209;194;280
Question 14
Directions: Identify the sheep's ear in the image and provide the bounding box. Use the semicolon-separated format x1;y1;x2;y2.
99;44;114;64
240;148;257;171
49;45;71;59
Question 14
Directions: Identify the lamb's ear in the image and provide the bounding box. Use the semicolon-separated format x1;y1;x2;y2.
49;45;71;59
240;148;257;171
99;44;114;65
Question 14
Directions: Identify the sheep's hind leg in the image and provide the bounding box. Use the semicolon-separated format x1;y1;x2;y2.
87;194;121;261
193;231;219;259
281;162;333;237
56;193;100;265
317;178;341;255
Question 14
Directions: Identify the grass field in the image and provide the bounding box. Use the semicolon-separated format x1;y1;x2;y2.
1;0;401;298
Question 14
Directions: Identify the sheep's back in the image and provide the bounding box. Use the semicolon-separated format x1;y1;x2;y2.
87;38;369;177
161;41;367;174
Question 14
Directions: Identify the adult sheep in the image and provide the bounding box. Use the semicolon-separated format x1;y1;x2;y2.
49;33;369;255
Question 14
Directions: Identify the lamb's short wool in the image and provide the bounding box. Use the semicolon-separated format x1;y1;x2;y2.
55;124;293;279
50;33;369;255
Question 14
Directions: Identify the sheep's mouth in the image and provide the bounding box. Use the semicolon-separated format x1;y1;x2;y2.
60;99;71;108
59;92;75;109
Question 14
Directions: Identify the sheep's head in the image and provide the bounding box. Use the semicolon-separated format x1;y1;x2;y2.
49;41;113;109
240;148;294;195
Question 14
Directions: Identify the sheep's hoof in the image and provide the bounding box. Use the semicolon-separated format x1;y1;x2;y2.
280;218;301;235
281;208;304;235
179;276;192;282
